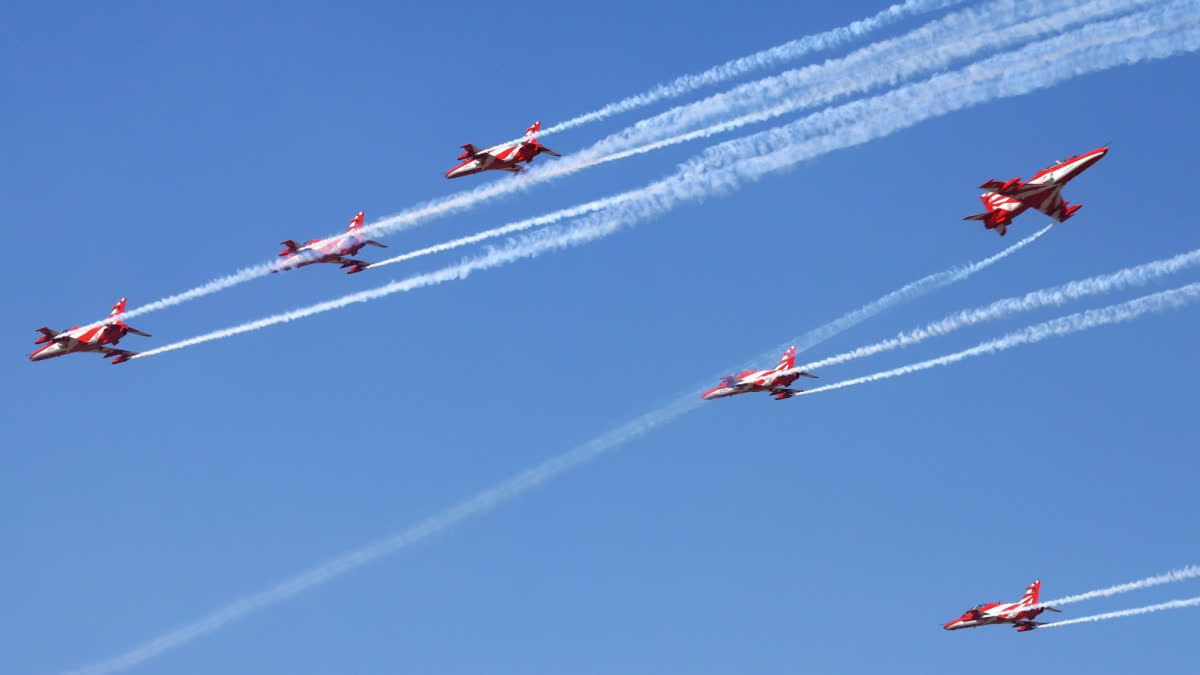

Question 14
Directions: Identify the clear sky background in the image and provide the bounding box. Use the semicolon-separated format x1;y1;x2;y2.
3;1;1198;673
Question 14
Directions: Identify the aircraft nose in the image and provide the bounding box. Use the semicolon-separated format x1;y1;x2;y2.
943;619;962;630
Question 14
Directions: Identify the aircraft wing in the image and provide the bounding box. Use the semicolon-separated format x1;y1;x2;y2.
100;346;137;363
1031;187;1069;221
332;256;372;274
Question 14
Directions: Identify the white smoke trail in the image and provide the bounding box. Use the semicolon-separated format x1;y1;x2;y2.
1038;596;1200;629
562;0;1151;164
133;7;1199;359
797;282;1200;397
100;0;1121;323
1029;565;1200;612
115;263;275;325
373;2;1193;273
133;217;1050;361
523;0;966;141
370;0;1139;271
791;247;1200;374
69;221;1031;675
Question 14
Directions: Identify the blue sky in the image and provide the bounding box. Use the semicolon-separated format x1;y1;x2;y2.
3;1;1199;673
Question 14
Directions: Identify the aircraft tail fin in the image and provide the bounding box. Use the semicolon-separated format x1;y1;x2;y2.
964;193;1017;236
524;120;542;140
106;297;149;337
1019;580;1041;606
776;345;797;371
346;211;365;232
457;143;480;160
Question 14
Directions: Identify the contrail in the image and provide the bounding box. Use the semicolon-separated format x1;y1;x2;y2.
370;0;1138;271
563;0;1151;164
792;247;1200;374
1029;565;1200;612
521;0;966;140
134;6;1198;359
68;232;1032;674
1038;596;1200;629
375;1;1195;274
104;0;1121;324
797;282;1200;397
132;219;1051;362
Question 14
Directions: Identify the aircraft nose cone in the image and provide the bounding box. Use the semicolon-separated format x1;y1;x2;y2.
943;620;961;630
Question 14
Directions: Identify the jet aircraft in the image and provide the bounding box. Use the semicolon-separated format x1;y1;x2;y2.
444;121;561;179
272;211;387;275
700;346;817;401
30;298;149;364
943;580;1062;632
964;146;1108;236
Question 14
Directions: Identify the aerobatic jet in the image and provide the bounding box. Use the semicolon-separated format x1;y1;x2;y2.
30;298;149;364
444;121;561;179
964;146;1108;236
943;580;1062;632
700;346;817;401
272;211;387;275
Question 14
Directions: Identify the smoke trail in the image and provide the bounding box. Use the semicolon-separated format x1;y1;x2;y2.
133;214;1049;361
69;221;1033;675
93;0;1171;330
373;0;1134;247
1029;565;1200;611
1038;596;1200;629
798;282;1200;397
525;0;966;140
371;3;1193;273
792;247;1200;374
563;0;1150;164
134;6;1200;359
97;0;1118;326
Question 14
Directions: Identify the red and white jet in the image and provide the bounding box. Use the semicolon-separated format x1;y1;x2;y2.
30;298;150;364
964;146;1108;236
272;211;387;275
444;121;561;179
943;580;1062;632
700;346;817;401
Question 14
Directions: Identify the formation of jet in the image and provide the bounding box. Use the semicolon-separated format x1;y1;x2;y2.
30;298;149;364
944;580;1062;632
272;211;387;275
700;346;817;401
444;121;562;179
964;146;1108;236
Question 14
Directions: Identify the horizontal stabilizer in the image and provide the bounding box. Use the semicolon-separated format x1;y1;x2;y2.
364;240;388;248
963;212;990;221
980;176;1022;194
539;145;562;157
